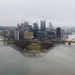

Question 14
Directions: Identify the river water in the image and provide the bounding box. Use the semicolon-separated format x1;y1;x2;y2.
0;34;75;75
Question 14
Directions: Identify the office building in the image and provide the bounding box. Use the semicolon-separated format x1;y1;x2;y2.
41;20;46;31
24;31;34;39
17;23;20;29
14;29;19;40
28;25;33;31
24;22;29;27
8;29;14;39
47;31;55;39
56;27;61;38
21;23;24;29
61;29;65;37
33;23;38;30
17;23;22;30
33;30;38;38
33;23;38;38
24;22;32;31
37;31;46;39
19;29;25;39
49;22;53;31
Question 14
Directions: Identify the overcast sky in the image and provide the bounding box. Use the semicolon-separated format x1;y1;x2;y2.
0;0;75;27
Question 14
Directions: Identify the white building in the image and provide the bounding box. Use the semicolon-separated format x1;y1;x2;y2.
49;22;53;31
14;29;19;40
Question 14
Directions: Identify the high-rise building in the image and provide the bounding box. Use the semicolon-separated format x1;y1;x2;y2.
20;22;30;31
19;29;24;39
17;23;22;30
8;29;14;39
28;25;33;31
21;23;24;29
24;22;29;27
41;20;46;31
37;31;46;39
33;23;38;30
24;22;31;31
14;29;19;40
56;27;61;38
17;23;20;29
49;22;53;31
61;29;65;38
47;31;55;39
33;30;38;38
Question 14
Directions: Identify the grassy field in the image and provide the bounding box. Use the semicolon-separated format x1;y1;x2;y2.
27;43;43;51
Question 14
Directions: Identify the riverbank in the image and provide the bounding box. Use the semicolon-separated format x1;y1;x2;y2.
1;35;75;75
11;44;47;58
10;39;57;58
1;36;65;57
14;40;54;49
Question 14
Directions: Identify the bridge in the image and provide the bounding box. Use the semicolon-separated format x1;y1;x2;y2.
0;39;15;45
0;38;75;45
50;38;75;45
66;38;75;45
43;38;75;45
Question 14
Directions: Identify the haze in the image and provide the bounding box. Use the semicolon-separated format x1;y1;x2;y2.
0;0;75;27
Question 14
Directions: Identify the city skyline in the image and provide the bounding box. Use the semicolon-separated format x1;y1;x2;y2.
0;20;75;28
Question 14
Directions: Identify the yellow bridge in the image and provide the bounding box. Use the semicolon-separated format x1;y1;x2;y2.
0;38;75;45
61;38;75;43
0;40;14;42
51;38;75;45
66;38;75;45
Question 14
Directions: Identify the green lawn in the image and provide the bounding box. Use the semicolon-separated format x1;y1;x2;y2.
27;44;43;51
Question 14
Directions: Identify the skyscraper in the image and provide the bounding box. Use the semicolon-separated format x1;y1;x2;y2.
14;29;19;40
17;23;22;30
28;25;33;31
17;23;20;29
56;27;61;38
49;22;53;31
24;22;29;27
21;23;24;29
41;20;46;31
21;22;30;31
33;23;38;30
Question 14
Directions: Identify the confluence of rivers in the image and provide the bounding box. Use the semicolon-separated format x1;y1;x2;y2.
0;34;75;75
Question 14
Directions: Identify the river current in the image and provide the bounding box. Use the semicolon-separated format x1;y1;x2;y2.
0;34;75;75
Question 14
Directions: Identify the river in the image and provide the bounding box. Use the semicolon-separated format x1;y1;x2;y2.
0;34;75;75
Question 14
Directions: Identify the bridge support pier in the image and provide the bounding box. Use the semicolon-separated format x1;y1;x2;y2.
3;41;6;45
68;42;71;45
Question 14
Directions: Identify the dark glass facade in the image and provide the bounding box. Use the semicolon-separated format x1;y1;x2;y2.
33;23;38;30
41;20;46;31
56;27;61;38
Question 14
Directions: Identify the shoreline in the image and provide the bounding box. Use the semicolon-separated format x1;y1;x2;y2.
10;43;57;58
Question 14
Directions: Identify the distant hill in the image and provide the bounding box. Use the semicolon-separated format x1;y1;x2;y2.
0;26;5;30
0;26;16;30
67;27;75;32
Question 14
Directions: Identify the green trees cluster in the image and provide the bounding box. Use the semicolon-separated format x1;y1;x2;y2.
40;42;53;50
14;39;54;52
14;40;31;51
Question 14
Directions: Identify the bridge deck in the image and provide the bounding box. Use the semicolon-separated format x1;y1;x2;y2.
0;40;14;42
0;40;75;43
